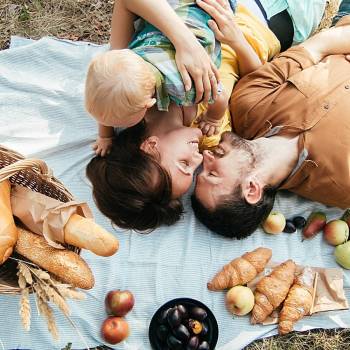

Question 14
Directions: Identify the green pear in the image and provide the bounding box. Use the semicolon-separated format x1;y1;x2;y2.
334;241;350;269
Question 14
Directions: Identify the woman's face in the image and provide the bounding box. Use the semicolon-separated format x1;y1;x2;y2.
154;127;204;198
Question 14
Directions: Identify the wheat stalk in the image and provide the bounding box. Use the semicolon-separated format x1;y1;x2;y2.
18;262;33;285
41;283;70;317
19;288;31;331
56;287;85;300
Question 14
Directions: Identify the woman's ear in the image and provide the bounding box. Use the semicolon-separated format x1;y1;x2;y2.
242;177;263;205
140;136;159;155
145;98;157;109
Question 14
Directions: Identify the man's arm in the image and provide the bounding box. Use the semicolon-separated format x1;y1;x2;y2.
301;17;350;64
110;0;220;103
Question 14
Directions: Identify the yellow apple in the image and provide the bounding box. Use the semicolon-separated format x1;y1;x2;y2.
225;286;255;316
262;211;286;234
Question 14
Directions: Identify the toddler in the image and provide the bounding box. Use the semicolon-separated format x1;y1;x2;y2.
85;0;235;156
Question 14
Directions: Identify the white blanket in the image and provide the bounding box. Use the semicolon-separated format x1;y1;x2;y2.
0;37;349;350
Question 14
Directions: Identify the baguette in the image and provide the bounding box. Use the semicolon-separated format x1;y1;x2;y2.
15;226;95;290
0;180;18;265
64;214;119;257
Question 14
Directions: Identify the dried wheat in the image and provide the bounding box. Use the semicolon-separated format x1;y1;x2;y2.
17;262;33;285
41;283;70;316
19;288;31;331
56;287;85;300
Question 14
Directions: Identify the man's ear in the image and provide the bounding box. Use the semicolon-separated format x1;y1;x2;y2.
145;98;157;109
140;136;159;155
242;177;263;205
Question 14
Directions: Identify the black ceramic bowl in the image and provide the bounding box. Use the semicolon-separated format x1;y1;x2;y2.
149;297;219;350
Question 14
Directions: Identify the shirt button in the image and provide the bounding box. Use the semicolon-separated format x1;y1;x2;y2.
345;85;350;89
324;104;329;110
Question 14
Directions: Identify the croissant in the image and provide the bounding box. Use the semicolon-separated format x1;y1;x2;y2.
207;247;272;291
278;267;315;335
251;259;296;324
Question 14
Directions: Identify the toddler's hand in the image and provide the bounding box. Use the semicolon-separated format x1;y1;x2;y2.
198;114;222;137
92;136;114;157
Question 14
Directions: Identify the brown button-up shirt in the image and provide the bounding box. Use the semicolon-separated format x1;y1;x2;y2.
231;46;350;209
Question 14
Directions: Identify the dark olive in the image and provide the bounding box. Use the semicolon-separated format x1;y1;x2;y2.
188;319;203;335
167;335;183;350
173;324;190;342
283;219;296;233
200;322;208;336
190;306;207;321
158;308;172;324
167;307;182;328
186;336;199;350
198;340;210;350
176;304;188;319
293;216;307;229
156;324;169;343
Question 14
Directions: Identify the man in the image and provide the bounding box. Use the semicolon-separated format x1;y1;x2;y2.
192;9;350;239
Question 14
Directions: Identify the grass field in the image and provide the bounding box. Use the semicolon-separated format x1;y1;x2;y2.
1;1;350;349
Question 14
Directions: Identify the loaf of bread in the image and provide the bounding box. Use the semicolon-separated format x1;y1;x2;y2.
0;180;18;265
15;226;95;290
64;214;119;257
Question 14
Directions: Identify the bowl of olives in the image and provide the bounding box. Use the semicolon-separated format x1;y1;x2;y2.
149;297;218;350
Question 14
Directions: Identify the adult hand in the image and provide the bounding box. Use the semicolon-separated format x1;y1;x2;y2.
196;0;245;49
175;42;220;103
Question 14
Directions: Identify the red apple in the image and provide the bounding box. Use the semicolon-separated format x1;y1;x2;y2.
323;220;349;246
105;290;135;316
101;317;130;344
225;286;255;316
262;211;286;234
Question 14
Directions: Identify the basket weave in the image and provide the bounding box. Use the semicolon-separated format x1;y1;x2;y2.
0;145;79;294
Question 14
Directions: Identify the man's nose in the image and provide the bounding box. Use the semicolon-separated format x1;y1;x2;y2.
203;150;215;162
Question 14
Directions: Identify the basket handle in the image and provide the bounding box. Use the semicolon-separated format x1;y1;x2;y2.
0;158;52;182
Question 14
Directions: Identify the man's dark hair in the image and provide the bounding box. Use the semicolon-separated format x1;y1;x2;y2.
191;185;277;239
86;122;183;232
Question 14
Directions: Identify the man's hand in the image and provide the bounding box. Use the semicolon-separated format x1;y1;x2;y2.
196;0;245;49
175;42;220;103
92;136;114;157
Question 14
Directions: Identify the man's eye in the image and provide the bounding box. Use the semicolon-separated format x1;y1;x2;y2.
180;160;189;167
209;172;217;177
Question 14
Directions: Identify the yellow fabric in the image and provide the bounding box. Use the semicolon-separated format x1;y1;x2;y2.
192;3;281;149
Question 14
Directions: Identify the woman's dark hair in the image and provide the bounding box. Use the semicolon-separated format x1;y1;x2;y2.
191;185;277;239
86;122;183;232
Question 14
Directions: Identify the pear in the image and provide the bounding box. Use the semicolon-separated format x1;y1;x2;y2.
334;241;350;269
302;211;326;240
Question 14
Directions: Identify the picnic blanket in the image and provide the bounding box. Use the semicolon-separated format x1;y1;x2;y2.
0;36;349;350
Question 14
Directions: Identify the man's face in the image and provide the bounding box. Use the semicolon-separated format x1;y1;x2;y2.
195;132;255;209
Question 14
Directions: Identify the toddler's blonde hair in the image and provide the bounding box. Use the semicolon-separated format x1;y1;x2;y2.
85;49;156;126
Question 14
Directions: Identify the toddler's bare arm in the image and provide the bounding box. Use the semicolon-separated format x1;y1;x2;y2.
199;88;229;137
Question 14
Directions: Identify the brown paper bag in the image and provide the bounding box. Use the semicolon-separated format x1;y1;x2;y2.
247;262;348;325
10;185;93;249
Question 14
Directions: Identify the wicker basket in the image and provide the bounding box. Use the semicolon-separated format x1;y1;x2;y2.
0;145;80;294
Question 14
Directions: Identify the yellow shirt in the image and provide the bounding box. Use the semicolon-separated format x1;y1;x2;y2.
191;4;280;149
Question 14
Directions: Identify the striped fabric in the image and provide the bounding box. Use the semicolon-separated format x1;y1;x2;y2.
129;0;237;111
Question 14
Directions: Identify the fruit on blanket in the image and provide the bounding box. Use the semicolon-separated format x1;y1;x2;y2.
262;211;286;234
101;316;129;344
323;220;349;246
225;285;255;316
188;319;203;335
207;247;272;290
167;307;182;328
167;334;182;349
292;216;307;229
302;211;327;240
0;180;18;265
341;209;350;228
173;324;190;342
251;260;296;324
105;290;135;316
334;241;350;269
189;306;207;321
283;220;296;233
